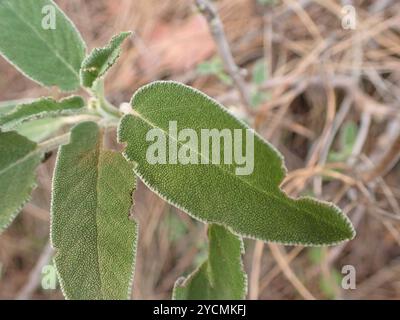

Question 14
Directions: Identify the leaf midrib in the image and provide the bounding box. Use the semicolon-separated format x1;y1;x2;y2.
0;106;85;130
93;138;104;299
130;110;345;233
60;135;105;299
131;111;294;207
0;147;40;176
5;2;80;83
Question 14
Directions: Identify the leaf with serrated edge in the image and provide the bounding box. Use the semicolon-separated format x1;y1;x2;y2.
173;224;247;300
51;121;137;299
80;32;131;88
118;81;355;246
0;132;42;232
0;0;86;91
0;96;85;130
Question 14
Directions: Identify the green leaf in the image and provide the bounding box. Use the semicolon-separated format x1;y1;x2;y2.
0;99;33;115
0;98;85;142
80;32;131;88
0;131;42;232
216;71;233;86
165;210;188;243
197;58;223;75
319;268;341;299
0;0;86;91
173;224;247;300
341;121;357;150
16;118;67;143
308;247;323;265
252;60;267;86
197;57;232;85
118;81;355;246
51;121;137;300
0;100;67;142
0;96;85;130
328;121;358;163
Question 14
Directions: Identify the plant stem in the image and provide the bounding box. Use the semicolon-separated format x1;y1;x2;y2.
92;80;122;119
195;0;252;110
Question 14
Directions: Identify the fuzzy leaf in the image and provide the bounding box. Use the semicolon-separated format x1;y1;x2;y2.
118;81;355;246
0;96;85;130
0;101;67;142
173;224;247;300
51;122;137;300
0;99;33;115
15;118;67;143
0;131;42;232
0;0;86;91
80;32;131;88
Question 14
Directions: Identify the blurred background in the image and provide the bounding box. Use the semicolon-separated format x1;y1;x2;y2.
1;0;400;299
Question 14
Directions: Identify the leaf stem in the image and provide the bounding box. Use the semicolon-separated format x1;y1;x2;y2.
92;80;122;119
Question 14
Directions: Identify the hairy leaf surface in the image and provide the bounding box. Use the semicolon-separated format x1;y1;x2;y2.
80;32;131;88
15;118;67;143
173;224;247;300
0;96;85;130
118;81;355;246
0;100;65;142
51;121;137;299
0;132;42;232
0;99;33;115
0;0;86;91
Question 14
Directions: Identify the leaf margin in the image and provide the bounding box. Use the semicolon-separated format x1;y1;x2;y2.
50;121;138;300
0;95;85;130
118;80;355;247
0;131;42;233
0;0;87;91
80;31;132;89
172;223;248;300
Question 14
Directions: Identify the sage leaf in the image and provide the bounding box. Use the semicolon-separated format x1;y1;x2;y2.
80;32;131;89
0;101;67;142
173;224;247;300
0;99;33;115
118;81;355;246
0;0;86;91
0;96;85;130
0;131;42;232
51;121;137;299
15;118;67;143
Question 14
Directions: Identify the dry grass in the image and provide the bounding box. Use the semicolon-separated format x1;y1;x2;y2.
0;0;399;300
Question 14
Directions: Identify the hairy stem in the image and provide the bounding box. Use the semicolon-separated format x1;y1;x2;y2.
92;80;122;119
